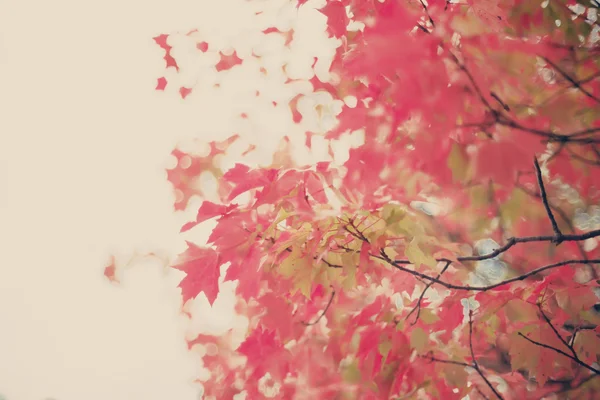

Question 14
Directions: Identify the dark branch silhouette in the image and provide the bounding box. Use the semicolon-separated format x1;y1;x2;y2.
469;311;504;400
533;157;563;243
301;289;336;326
541;56;600;105
406;260;451;325
517;333;600;375
537;303;579;360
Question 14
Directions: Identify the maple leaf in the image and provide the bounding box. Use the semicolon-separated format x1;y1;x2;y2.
145;1;600;397
103;256;119;283
172;242;224;305
475;140;531;187
238;326;289;380
155;77;167;91
181;201;237;232
224;244;264;300
215;51;243;72
179;87;192;99
196;41;208;52
319;1;349;39
467;0;509;33
257;293;296;341
153;34;179;70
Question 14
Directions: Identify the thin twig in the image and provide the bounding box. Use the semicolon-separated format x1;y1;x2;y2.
419;0;435;27
392;230;600;264
302;289;336;326
469;311;504;399
537;303;578;360
518;333;600;375
515;183;596;279
490;91;510;111
421;353;470;367
541;56;600;105
381;255;600;292
533;157;563;243
406;260;451;324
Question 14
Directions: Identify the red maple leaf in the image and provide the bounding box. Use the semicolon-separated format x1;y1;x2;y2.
319;1;349;38
475;140;531;186
172;242;224;305
155;77;167;91
179;87;192;99
215;51;243;72
103;256;119;283
196;41;208;52
238;326;289;379
153;34;179;71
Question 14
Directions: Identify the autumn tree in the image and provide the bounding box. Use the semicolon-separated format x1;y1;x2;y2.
147;0;600;398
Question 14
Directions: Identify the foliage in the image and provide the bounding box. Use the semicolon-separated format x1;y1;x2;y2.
150;0;600;398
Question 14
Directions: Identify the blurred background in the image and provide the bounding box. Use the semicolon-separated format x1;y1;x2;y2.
0;0;339;398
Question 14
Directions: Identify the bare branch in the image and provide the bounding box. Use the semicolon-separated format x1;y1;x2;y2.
469;311;504;399
541;56;600;105
419;0;435;27
490;91;510;111
533;157;563;243
391;230;600;264
518;333;600;375
537;303;578;360
381;255;600;292
302;289;336;326
406;260;451;325
421;353;470;368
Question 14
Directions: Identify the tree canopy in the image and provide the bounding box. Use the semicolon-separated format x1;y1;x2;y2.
147;0;600;398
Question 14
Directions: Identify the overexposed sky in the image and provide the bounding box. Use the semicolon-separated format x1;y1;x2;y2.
0;0;338;399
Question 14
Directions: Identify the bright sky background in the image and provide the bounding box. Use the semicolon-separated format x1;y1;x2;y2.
0;0;339;399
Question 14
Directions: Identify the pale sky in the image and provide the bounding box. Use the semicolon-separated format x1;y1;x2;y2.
0;0;338;399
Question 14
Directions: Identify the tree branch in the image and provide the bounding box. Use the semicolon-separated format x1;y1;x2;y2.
421;353;470;367
406;260;451;325
302;289;336;326
517;332;600;375
382;255;600;292
393;230;600;264
541;56;600;105
537;303;578;360
469;311;504;399
533;157;563;243
419;0;435;27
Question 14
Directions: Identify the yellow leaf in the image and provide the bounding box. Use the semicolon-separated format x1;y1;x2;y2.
378;339;393;360
410;327;428;352
265;207;296;236
381;203;406;226
469;185;489;208
443;362;469;389
574;330;600;364
397;216;423;237
508;326;544;374
447;142;469;183
342;263;357;290
420;308;440;325
341;360;362;384
405;238;437;270
278;249;314;299
272;231;309;256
